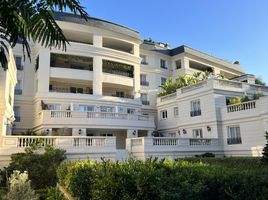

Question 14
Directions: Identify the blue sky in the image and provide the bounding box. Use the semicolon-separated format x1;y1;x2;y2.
81;0;268;82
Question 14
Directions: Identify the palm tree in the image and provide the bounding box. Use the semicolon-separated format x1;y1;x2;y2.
0;0;88;69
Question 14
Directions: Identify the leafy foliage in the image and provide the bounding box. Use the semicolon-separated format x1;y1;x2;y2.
0;146;66;190
57;158;268;200
262;132;268;163
3;170;37;200
0;0;88;68
158;71;216;97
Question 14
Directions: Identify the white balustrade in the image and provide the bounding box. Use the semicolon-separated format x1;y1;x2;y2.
47;110;151;121
160;93;177;102
227;101;256;113
153;138;179;146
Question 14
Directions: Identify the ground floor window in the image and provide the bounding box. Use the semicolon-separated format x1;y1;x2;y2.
227;126;242;145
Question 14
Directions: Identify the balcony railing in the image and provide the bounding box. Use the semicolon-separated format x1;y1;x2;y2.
103;69;132;78
49;87;92;95
127;137;219;150
141;100;150;105
15;89;22;95
227;101;256;113
0;136;116;151
227;137;242;145
111;94;134;99
140;80;149;86
190;110;201;117
47;110;151;121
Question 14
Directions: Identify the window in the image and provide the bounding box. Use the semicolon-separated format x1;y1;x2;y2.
100;106;114;113
15;80;22;95
116;91;125;98
160;110;168;119
175;60;181;69
227;126;242;145
160;59;167;69
79;105;94;112
193;129;203;138
141;93;149;105
161;77;167;85
190;100;201;117
140;74;149;86
14;106;20;122
48;104;61;110
127;108;135;114
15;56;23;70
174;107;179;117
140;55;148;65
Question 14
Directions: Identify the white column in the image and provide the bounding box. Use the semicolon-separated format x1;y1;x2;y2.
133;64;140;99
181;57;189;69
133;44;139;56
93;35;102;48
37;48;50;94
93;56;102;96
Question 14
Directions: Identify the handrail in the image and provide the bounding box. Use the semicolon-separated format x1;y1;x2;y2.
227;100;256;113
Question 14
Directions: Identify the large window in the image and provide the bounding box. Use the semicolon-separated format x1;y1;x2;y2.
160;110;168;119
79;105;94;112
47;104;61;110
160;59;167;69
175;60;181;69
140;55;148;65
227;126;242;145
141;93;149;105
161;77;167;85
100;106;114;113
15;56;23;70
14;106;20;122
140;74;149;86
174;107;179;117
190;100;201;117
193;129;203;138
15;80;22;95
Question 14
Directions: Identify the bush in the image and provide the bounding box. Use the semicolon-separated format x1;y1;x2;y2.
57;158;268;200
45;187;66;200
1;146;66;190
262;131;268;163
3;170;37;200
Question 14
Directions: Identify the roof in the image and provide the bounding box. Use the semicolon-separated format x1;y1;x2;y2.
141;42;244;72
53;12;141;41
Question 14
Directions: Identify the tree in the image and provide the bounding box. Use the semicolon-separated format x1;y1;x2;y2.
261;131;268;163
0;0;88;69
3;170;37;200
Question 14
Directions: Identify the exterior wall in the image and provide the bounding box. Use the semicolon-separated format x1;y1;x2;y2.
156;78;268;156
0;49;17;136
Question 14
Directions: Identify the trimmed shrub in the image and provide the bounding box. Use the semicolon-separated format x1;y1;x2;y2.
57;158;268;200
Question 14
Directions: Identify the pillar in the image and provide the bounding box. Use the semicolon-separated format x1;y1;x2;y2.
37;48;50;94
93;56;102;96
133;64;140;99
93;35;102;48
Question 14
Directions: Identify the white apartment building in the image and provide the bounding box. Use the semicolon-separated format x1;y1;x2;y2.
0;13;267;165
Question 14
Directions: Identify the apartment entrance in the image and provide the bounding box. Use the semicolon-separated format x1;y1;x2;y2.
86;129;127;149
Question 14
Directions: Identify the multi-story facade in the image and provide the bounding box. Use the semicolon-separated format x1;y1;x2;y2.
0;13;267;165
0;48;17;136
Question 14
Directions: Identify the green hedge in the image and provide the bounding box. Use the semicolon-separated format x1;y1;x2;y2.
57;158;268;200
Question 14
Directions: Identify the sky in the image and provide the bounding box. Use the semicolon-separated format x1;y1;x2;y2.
80;0;268;82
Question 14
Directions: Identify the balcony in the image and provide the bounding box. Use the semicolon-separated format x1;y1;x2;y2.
49;86;93;95
227;101;256;113
126;137;220;159
141;61;148;65
0;136;116;158
190;110;201;117
103;60;134;78
140;80;149;86
36;110;155;130
50;53;93;71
